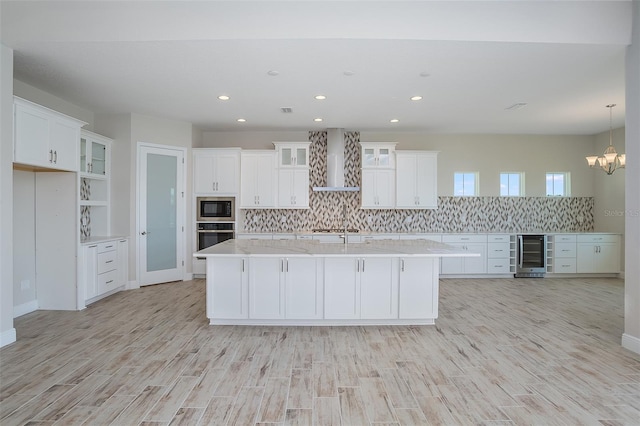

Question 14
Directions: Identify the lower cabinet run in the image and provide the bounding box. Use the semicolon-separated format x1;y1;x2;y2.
80;238;128;306
206;255;439;325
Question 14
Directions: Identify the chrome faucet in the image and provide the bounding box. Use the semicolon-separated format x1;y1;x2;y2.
342;203;348;245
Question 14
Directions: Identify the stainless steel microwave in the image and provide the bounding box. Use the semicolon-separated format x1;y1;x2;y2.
197;197;235;221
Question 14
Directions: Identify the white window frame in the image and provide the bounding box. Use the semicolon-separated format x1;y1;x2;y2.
546;172;571;197
454;172;479;196
500;172;524;197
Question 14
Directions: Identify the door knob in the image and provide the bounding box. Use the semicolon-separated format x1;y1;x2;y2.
141;231;147;235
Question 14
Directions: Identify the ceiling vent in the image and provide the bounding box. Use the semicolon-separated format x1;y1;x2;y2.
280;107;293;113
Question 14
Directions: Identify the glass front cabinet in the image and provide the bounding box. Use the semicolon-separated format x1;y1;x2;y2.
80;130;111;177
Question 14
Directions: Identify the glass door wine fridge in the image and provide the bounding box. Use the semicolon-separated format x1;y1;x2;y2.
515;234;547;278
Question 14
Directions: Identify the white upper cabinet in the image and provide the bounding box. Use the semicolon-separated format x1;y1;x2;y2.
273;142;310;209
396;151;438;209
360;142;397;168
361;169;395;209
14;96;86;172
193;148;240;194
274;142;310;168
80;130;111;178
278;168;310;208
240;150;276;208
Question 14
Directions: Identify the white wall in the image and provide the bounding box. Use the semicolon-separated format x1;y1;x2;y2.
592;127;625;234
0;43;16;347
13;80;94;130
12;170;37;314
201;130;309;150
130;113;193;280
623;1;640;354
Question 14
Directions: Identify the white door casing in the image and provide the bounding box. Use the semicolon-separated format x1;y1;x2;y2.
137;143;186;286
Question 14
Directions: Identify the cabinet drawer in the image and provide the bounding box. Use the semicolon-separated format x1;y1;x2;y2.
98;241;117;253
98;269;119;293
487;258;511;273
577;234;619;243
442;234;487;243
488;234;511;243
97;250;117;274
487;242;510;258
554;234;576;243
554;243;577;258
554;258;577;273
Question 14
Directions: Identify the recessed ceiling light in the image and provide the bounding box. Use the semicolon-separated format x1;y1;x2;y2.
343;70;355;76
410;96;423;101
419;71;431;77
236;118;246;122
390;119;399;123
314;95;326;100
314;118;323;122
267;70;279;76
218;95;230;101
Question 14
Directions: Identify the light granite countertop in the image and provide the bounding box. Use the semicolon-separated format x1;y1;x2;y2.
194;238;479;258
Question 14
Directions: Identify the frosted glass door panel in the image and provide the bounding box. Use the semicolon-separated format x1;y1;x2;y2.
147;153;177;272
91;141;106;175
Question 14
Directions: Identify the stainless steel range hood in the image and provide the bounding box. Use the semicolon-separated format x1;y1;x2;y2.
312;128;360;192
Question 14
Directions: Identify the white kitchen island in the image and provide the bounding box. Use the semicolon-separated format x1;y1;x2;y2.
194;238;477;326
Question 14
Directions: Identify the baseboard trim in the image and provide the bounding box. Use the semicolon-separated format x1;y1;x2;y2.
126;280;139;291
0;328;17;348
622;333;640;355
13;300;38;318
184;273;193;281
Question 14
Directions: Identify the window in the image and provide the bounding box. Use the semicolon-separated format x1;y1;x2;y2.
500;172;524;196
546;172;570;197
454;172;478;196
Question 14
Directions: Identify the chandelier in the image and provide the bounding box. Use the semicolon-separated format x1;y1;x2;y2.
586;104;625;175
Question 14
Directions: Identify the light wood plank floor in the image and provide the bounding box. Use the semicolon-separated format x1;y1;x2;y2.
1;277;639;425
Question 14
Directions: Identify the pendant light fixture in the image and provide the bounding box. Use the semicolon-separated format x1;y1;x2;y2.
586;104;625;175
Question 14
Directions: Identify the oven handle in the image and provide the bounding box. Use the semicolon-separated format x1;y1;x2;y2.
197;230;235;234
518;235;524;268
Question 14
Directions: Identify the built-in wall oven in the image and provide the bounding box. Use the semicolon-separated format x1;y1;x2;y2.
197;222;234;251
515;234;547;278
197;196;235;222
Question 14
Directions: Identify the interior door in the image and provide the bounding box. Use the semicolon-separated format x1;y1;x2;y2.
138;144;185;286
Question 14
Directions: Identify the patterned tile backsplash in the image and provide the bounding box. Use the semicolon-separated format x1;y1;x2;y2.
241;130;595;233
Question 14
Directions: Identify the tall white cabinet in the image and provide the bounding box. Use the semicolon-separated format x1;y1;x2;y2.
240;150;276;208
360;143;397;209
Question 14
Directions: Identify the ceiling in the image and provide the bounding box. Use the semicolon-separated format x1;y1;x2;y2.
0;1;632;135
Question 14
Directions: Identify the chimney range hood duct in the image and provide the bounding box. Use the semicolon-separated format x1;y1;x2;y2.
312;128;360;192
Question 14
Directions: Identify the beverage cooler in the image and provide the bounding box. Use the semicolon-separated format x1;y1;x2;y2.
515;234;547;278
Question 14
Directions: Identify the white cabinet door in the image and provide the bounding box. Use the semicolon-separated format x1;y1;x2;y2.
13;98;83;172
274;142;310;167
360;257;397;319
117;239;128;289
441;236;487;274
324;257;360;319
50;119;80;171
399;257;438;319
360;142;396;168
80;131;110;177
207;257;248;319
14;102;50;167
577;243;620;273
361;169;395;208
249;258;284;319
278;169;309;208
83;244;99;300
396;152;438;209
285;258;322;319
194;150;239;194
241;152;276;208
